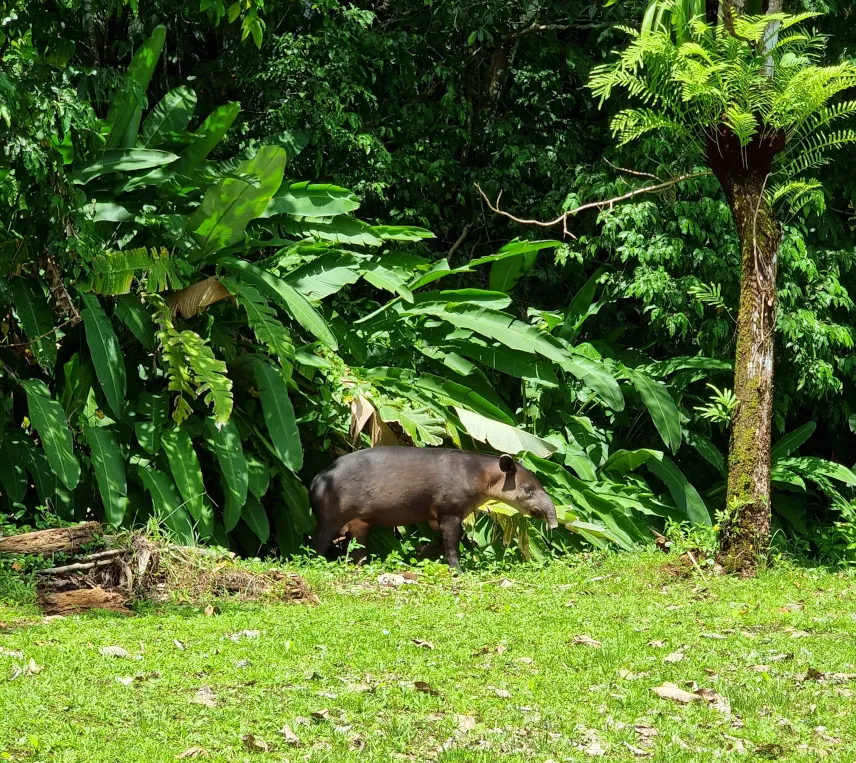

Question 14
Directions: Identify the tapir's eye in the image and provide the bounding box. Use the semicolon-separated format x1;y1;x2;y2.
524;486;534;496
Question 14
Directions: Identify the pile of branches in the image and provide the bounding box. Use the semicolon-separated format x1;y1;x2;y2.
0;523;315;615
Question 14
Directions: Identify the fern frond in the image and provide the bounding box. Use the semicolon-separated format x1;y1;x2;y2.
149;294;233;425
86;247;192;295
221;276;295;372
767;180;824;215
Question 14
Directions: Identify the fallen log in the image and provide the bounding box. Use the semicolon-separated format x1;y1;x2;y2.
37;586;130;616
0;522;101;555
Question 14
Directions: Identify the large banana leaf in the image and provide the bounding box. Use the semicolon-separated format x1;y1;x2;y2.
777;456;856;486
138;467;195;544
282;216;383;247
600;448;663;476
367;367;515;425
219;256;338;349
10;277;56;370
203;418;248;525
362;261;414;302
171;102;241;178
560;353;625;411
254;362;303;472
20;380;80;490
446;340;560;388
187;145;287;258
138;86;197;148
72;149;178;185
646;457;710;526
454;407;556;457
105;25;166;148
242;495;270;544
771;422;816;461
84;426;128;526
162;425;212;536
115;294;157;351
261;181;361;218
286;254;361;301
626;367;681;453
80;293;126;418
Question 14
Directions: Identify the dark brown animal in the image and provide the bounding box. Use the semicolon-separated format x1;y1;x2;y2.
309;447;558;570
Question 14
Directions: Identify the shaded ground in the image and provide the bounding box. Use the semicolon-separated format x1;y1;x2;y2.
1;553;856;761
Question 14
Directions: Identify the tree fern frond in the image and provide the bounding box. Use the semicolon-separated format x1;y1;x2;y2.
220;276;295;372
85;247;192;295
767;179;825;215
149;294;233;425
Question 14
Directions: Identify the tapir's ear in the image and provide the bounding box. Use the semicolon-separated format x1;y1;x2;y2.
499;454;515;473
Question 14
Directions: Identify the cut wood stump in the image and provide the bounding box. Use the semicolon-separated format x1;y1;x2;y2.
37;586;131;616
0;522;101;555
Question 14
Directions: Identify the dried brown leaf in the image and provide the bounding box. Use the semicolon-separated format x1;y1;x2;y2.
572;635;601;648
280;724;302;747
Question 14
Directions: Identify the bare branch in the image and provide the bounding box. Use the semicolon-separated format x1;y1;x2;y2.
475;171;713;234
603;159;659;180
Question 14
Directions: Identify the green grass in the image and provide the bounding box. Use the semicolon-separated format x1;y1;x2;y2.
2;553;856;761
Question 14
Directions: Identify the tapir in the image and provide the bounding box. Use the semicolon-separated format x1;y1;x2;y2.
309;447;559;570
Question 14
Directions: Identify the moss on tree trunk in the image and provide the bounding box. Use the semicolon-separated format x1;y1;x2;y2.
706;125;785;575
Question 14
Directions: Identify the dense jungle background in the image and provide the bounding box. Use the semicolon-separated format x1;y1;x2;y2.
2;0;856;566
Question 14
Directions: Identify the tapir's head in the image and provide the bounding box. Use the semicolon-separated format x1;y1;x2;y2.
492;454;559;529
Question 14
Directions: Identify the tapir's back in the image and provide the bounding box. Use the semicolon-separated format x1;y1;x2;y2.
310;447;491;524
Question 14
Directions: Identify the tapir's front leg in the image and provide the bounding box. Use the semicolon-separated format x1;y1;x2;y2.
438;514;464;571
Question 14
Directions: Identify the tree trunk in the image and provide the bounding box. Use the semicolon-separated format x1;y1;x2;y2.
706;126;785;574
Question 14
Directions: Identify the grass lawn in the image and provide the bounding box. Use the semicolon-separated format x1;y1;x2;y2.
2;552;856;762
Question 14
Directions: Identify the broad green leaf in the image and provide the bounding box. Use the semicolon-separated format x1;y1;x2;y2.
409;289;512;311
378;405;445;446
22;438;68;510
84;426;128;526
220;256;338;349
362;261;414;302
247;457;271;499
0;435;28;503
10;277;56;370
562;447;598;481
171;102;241;178
488;249;538;292
81;293;126;418
162;425;212;536
560;353;625;411
469;239;560;268
138;467;195;544
261;181;360;218
254;362;303;472
105;25;166;148
448;341;559;387
283;216;382;247
647;457;710;526
367;367;515;424
685;430;725;475
778;456;856;486
115;294;157;350
280;469;314;534
626;368;681;453
242;495;270;543
274;504;304;556
203;418;248;520
454;407;557;457
770;465;807;492
286;255;360;301
187;146;287;258
771;422;817;461
645;356;732;378
138;86;197;148
81;201;135;222
72;149;178;185
600;448;663;476
135;392;169;454
371;225;434;241
221;277;294;367
559;266;603;341
20;379;80;489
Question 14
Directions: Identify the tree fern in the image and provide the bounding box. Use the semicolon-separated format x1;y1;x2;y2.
150;295;233;425
85;247;191;295
220;276;295;372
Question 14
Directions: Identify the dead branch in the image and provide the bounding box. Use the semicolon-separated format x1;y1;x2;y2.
476;171;712;235
35;558;118;576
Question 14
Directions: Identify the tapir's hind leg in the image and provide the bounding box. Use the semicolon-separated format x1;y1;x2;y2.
311;519;340;558
346;519;371;565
